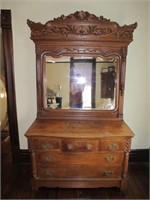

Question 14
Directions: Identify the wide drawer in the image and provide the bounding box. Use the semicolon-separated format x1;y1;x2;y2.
100;138;126;151
36;164;122;179
35;151;124;165
61;139;99;152
28;137;59;150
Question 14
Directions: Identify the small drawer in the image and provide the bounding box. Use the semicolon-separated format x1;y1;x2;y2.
28;137;59;150
61;139;99;152
100;138;126;151
36;164;122;179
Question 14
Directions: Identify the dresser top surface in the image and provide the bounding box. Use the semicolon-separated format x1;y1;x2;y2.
25;119;134;138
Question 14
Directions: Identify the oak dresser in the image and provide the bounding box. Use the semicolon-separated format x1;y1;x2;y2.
25;11;137;191
25;119;134;190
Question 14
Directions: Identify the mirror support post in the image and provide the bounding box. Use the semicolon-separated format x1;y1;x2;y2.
119;48;127;117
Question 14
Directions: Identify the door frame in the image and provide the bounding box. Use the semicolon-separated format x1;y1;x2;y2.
1;9;20;163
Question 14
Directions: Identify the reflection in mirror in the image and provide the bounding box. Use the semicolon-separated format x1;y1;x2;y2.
44;56;117;110
0;76;7;131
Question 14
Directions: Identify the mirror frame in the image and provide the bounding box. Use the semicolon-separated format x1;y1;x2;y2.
27;11;137;120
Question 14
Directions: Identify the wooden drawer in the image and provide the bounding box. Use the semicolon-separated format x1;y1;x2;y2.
28;137;59;150
35;151;124;165
61;139;99;152
100;138;126;151
36;164;122;179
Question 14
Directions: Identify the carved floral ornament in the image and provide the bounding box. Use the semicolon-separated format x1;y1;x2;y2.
27;11;137;41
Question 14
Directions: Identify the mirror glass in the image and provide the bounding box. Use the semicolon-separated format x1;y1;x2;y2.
0;77;7;131
44;56;118;110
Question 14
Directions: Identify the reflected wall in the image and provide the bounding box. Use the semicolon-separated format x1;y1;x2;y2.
45;56;117;110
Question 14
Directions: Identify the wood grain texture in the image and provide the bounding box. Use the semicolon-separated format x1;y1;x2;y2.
25;119;134;191
1;144;149;199
25;11;137;191
27;11;137;120
25;119;134;138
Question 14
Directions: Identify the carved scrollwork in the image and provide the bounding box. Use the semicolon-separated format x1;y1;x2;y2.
119;83;125;97
36;44;115;55
114;23;137;40
27;21;113;38
52;11;110;22
120;47;127;62
27;11;137;41
50;25;112;37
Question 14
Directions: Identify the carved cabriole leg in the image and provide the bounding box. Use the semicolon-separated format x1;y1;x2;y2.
121;137;131;191
31;151;38;190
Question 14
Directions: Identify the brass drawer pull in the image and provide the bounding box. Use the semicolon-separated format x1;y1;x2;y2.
46;169;54;176
108;143;118;150
104;170;114;176
42;155;55;162
67;144;73;150
105;155;114;162
42;143;54;150
87;144;93;150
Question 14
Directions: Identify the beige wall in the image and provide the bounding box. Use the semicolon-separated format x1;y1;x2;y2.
1;0;149;149
148;1;150;147
46;63;70;108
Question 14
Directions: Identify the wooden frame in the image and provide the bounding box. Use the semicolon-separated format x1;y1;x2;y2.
27;11;137;120
1;10;20;163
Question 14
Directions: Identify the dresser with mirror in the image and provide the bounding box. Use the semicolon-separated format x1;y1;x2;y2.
25;11;137;190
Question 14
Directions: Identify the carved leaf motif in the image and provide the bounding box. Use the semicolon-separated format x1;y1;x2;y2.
27;12;137;40
114;23;137;39
52;10;110;22
29;24;113;38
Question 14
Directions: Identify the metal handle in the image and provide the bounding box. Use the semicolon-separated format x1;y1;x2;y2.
87;144;93;150
67;144;73;150
42;143;54;150
105;155;115;162
42;155;55;162
108;143;118;150
104;169;114;176
46;169;54;176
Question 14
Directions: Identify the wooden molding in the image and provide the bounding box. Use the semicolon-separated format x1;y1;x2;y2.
1;10;20;163
27;11;137;120
27;11;137;41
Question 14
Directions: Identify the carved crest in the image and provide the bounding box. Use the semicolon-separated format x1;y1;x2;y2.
52;11;110;22
27;10;137;41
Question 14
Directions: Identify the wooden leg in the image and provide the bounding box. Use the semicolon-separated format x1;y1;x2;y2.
120;179;127;191
31;179;38;190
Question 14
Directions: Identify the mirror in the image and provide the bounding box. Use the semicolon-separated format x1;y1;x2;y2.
27;10;137;119
44;56;118;110
0;76;8;132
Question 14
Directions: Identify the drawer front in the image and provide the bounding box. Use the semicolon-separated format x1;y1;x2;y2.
35;151;124;165
100;138;126;151
29;137;59;150
37;164;122;179
61;139;99;152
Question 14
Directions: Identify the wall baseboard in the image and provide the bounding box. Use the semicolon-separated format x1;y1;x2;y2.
129;149;149;163
19;149;30;164
19;148;149;164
